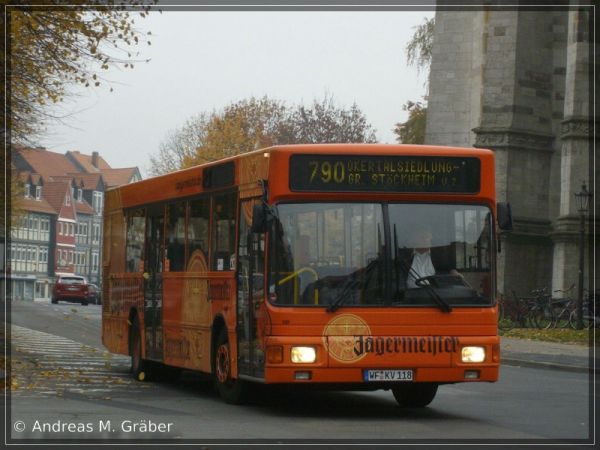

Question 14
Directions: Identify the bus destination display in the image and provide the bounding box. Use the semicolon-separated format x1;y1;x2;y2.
289;154;480;193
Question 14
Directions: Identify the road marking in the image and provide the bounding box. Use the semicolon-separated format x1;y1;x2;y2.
9;324;150;398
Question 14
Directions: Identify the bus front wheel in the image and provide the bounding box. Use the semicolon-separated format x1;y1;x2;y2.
213;329;246;404
392;383;438;408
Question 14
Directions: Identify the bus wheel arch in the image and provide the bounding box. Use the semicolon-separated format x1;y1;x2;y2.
211;317;246;404
211;316;226;366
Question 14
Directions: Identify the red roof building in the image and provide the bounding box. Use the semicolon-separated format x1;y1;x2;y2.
9;146;141;301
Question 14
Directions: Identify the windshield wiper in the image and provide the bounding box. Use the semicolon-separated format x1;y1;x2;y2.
327;259;379;313
416;277;453;313
399;258;452;313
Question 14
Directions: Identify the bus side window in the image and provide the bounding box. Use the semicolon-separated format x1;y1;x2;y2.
188;197;210;271
125;209;145;272
166;202;186;271
211;192;237;271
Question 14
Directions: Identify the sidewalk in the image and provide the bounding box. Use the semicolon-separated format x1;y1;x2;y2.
501;336;594;372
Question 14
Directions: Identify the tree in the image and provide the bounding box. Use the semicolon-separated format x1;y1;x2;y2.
6;1;154;143
151;95;377;174
1;166;25;235
394;17;434;144
4;1;154;239
393;101;427;145
293;95;377;144
193;97;294;164
405;17;434;73
148;114;210;177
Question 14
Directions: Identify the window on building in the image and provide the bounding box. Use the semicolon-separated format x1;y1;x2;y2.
31;217;39;241
92;224;101;244
77;188;83;202
40;218;50;241
24;184;31;198
92;253;99;273
80;222;88;244
36;186;42;200
93;191;103;213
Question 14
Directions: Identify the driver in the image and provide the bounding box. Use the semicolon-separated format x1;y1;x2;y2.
404;227;461;288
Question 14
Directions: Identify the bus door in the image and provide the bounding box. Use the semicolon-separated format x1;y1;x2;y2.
237;199;266;378
143;205;164;361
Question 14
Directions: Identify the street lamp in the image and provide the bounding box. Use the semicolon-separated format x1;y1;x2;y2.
574;182;590;330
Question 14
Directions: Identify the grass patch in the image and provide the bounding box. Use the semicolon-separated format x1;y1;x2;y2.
500;327;598;346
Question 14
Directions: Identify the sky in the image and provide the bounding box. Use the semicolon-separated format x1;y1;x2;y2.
40;10;434;177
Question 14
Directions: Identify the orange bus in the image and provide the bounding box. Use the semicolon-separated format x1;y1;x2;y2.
102;144;512;406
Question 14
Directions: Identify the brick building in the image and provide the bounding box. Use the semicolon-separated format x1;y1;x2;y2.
8;146;141;301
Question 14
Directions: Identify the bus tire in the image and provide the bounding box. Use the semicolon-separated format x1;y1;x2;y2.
129;317;149;382
392;383;438;408
213;328;246;404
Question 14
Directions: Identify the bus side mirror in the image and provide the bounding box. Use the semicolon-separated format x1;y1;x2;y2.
251;203;272;233
497;202;513;231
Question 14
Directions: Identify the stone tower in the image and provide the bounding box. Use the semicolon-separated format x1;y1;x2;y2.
425;7;596;297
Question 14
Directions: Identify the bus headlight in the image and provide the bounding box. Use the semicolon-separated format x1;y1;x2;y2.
291;346;316;363
461;346;486;363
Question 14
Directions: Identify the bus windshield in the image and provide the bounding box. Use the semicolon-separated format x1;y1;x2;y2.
268;202;493;308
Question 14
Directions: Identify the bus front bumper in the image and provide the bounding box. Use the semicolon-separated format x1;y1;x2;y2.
261;336;500;384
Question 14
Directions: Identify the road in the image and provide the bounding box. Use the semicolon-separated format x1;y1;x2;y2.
4;300;593;443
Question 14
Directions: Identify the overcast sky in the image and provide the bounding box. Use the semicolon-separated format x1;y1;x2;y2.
40;10;434;177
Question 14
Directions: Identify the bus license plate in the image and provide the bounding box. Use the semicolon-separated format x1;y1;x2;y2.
364;369;413;382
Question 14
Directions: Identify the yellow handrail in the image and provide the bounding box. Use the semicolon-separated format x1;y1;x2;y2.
277;267;319;304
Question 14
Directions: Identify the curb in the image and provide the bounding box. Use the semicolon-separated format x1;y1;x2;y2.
502;357;592;373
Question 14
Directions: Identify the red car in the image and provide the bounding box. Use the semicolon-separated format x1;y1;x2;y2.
52;275;89;306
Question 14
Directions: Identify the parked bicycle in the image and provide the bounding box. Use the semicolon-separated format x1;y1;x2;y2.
569;289;600;329
528;287;555;330
498;291;535;331
550;284;576;328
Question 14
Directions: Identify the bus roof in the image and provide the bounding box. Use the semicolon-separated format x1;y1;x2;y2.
108;144;494;211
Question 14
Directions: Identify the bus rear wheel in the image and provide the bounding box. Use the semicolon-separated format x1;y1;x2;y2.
213;329;246;404
392;383;438;408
